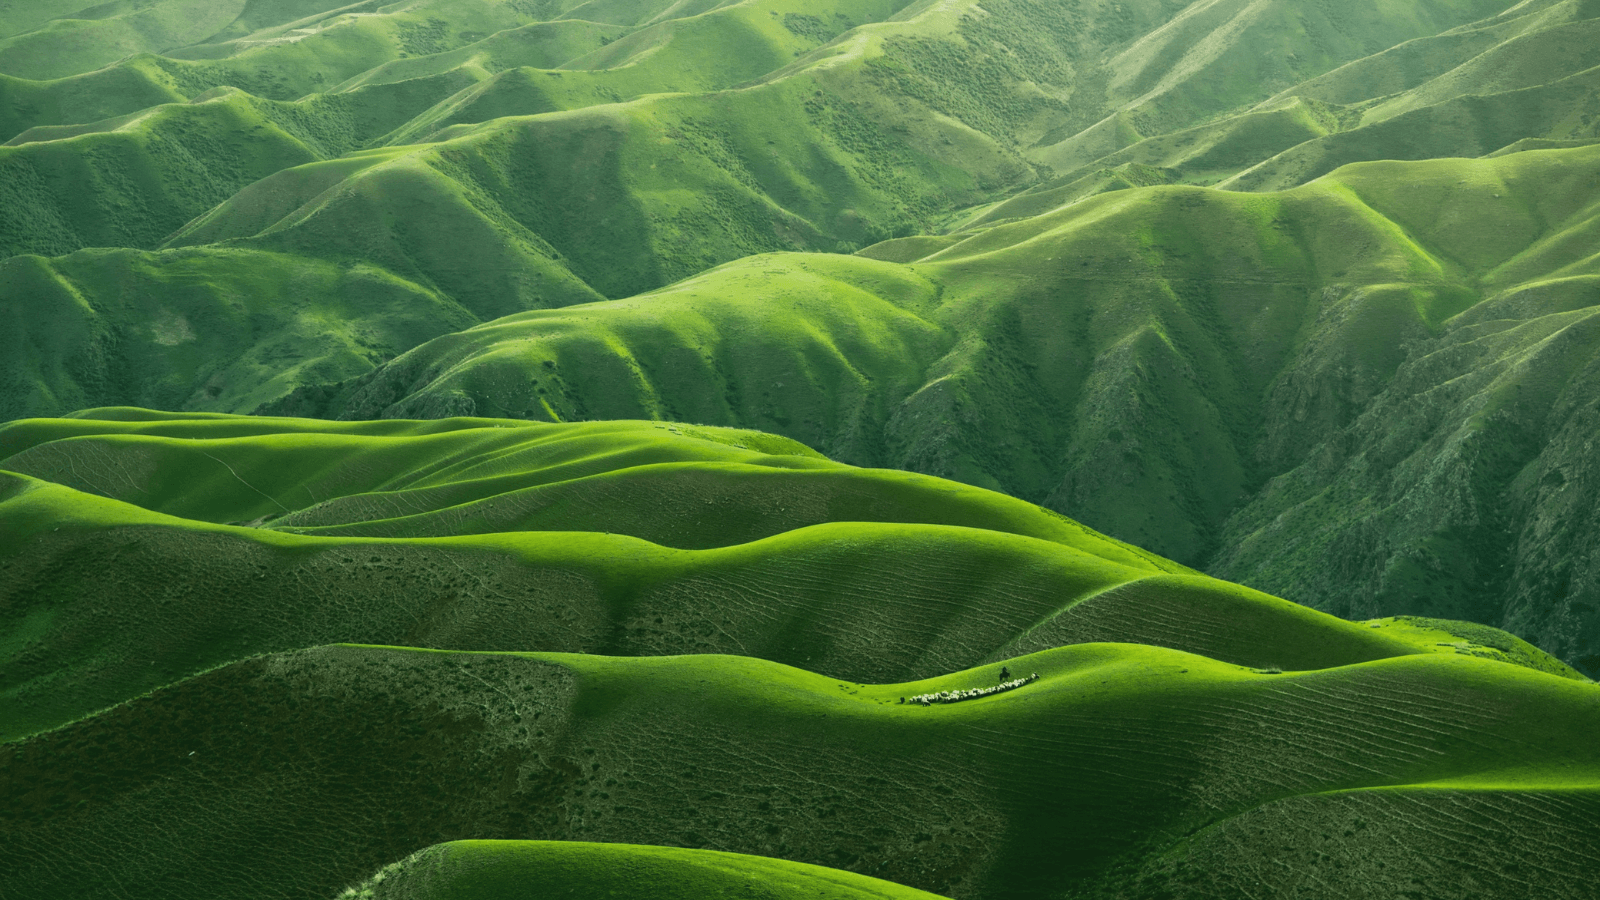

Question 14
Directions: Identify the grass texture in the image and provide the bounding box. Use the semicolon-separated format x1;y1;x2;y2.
1;642;1595;899
12;409;1579;744
215;143;1600;674
0;413;1591;900
5;0;1581;303
338;840;950;900
6;3;1600;899
8;0;1600;476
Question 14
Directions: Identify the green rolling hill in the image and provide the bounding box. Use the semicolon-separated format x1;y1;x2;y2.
2;642;1596;899
0;89;320;259
18;409;1580;743
232;144;1600;674
6;1;1600;898
5;0;1576;291
338;841;951;900
5;0;1600;668
1;410;1591;900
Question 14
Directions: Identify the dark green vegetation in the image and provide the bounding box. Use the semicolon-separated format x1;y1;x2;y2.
7;3;1600;899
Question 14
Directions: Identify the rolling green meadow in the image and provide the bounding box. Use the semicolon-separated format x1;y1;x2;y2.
4;1;1600;898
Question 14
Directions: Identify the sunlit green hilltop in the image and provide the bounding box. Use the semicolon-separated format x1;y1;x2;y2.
3;2;1600;899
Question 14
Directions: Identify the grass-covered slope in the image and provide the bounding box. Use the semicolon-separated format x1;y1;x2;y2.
2;643;1596;900
0;90;319;259
0;0;1017;416
1215;0;1600;189
1;0;1552;284
964;0;1600;213
0;0;544;83
0;0;933;267
8;4;1600;898
15;409;1573;743
0;246;506;421
342;841;949;900
0;415;1589;900
182;73;1003;300
195;0;1546;298
254;144;1600;673
1024;0;1600;196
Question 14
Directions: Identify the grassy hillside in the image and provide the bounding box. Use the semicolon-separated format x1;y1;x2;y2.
0;0;932;268
0;246;519;421
1;0;1555;287
9;3;1600;898
0;1;536;82
11;118;1600;679
6;0;1592;435
235;144;1600;674
2;642;1595;900
15;409;1576;743
0;90;319;259
1015;0;1600;198
0;414;1589;900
